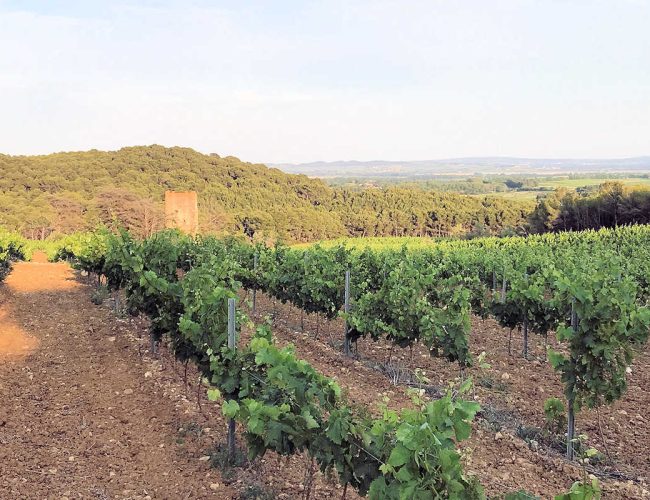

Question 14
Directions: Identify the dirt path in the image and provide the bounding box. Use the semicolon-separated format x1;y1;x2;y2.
0;258;235;499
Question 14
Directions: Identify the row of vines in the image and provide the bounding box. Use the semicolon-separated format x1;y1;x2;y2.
45;225;650;498
0;229;28;282
54;229;490;499
190;225;650;463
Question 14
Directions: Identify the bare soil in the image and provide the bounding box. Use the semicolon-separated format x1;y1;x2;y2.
0;258;236;499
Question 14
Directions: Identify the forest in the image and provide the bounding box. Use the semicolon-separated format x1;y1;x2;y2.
0;145;532;241
1;145;648;242
528;182;650;232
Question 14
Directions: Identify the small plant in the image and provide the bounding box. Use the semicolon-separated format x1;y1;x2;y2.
177;421;203;440
477;351;491;370
502;491;540;500
182;421;204;437
208;442;248;484
554;435;602;499
516;425;543;443
554;479;601;500
479;405;517;433
239;483;276;500
543;397;567;435
477;375;508;392
91;285;109;305
504;436;601;499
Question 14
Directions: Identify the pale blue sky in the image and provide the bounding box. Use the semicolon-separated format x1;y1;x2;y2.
1;0;648;162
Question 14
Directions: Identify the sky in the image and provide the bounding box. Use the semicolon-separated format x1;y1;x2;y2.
0;0;649;163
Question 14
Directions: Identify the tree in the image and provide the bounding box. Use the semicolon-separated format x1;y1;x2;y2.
96;188;164;238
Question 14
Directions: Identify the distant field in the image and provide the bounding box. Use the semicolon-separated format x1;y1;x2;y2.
488;176;650;200
485;190;542;200
540;177;650;189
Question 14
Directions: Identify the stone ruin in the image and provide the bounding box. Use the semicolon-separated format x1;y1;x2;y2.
164;191;198;235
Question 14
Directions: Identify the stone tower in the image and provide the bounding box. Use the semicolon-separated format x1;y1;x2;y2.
164;191;198;235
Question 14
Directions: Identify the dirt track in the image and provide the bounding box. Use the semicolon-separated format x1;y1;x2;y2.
0;258;235;499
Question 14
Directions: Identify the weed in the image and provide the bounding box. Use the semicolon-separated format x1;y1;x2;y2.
477;375;508;392
543;397;566;435
208;442;248;484
239;483;276;500
178;421;203;438
91;285;109;305
478;405;519;433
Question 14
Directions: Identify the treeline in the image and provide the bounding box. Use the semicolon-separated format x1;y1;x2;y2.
330;175;541;194
330;188;531;237
0;146;532;241
529;182;650;233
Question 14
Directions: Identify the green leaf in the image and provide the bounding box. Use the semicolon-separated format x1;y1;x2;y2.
207;388;221;401
395;465;413;482
387;443;411;467
459;376;473;394
547;349;566;369
222;399;240;418
302;410;320;430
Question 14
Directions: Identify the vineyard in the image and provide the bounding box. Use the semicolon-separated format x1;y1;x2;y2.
0;229;28;282
1;225;648;497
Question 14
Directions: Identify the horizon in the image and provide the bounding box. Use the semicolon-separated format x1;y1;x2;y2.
1;1;649;163
2;143;650;166
270;154;650;166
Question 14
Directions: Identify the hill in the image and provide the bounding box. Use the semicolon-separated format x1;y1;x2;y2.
0;145;533;241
